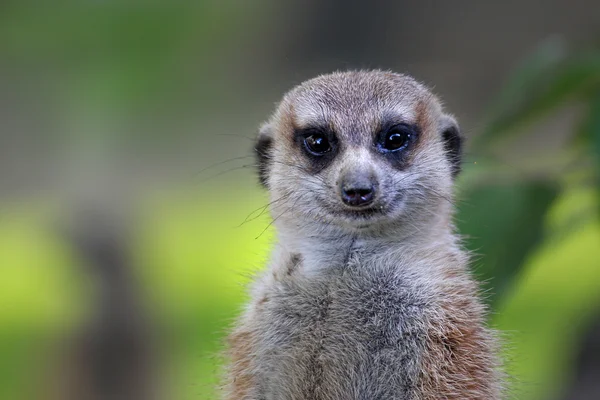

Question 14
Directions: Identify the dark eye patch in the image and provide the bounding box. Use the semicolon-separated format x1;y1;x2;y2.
373;121;420;169
303;132;332;155
376;123;417;152
294;126;339;173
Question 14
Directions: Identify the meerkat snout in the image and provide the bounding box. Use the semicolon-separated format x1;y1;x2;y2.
339;168;377;207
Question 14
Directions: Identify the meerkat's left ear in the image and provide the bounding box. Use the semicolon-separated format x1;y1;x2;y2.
255;122;274;188
439;114;463;178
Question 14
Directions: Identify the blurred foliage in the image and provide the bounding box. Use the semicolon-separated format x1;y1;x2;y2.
134;186;272;399
480;40;600;143
458;39;600;305
457;182;558;306
455;39;600;399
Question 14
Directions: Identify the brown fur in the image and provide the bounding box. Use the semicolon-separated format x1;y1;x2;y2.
419;269;502;399
224;328;258;400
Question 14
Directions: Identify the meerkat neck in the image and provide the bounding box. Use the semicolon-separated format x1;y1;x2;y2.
272;205;457;276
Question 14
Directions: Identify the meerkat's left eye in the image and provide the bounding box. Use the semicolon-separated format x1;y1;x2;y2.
378;125;414;152
304;133;332;155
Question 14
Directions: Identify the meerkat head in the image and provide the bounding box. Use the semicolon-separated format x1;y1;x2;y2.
255;70;462;234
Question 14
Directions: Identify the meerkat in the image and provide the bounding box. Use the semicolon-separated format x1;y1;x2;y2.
224;70;503;399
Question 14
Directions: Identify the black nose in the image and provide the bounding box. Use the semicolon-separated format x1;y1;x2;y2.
341;184;375;207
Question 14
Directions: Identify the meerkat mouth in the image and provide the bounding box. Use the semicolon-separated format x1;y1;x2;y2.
320;195;405;229
328;204;387;221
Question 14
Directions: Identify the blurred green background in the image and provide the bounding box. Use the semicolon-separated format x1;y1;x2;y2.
0;2;599;400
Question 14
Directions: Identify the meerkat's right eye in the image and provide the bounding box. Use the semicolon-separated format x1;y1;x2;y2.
303;133;332;155
377;124;417;152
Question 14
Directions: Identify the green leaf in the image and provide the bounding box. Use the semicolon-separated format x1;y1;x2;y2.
588;92;600;165
477;41;600;148
457;181;559;308
588;92;600;215
475;39;565;144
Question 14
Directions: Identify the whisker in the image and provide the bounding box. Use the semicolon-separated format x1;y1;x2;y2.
237;193;293;227
197;164;255;183
255;192;310;239
193;155;254;177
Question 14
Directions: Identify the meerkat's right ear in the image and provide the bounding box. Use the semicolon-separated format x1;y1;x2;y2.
255;122;274;188
439;115;463;178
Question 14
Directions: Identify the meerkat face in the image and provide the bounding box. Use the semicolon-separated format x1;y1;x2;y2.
255;71;462;232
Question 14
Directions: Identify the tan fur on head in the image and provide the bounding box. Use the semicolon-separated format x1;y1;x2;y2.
224;70;502;399
255;70;462;237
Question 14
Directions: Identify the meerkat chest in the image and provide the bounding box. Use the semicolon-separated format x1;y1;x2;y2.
252;259;431;399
